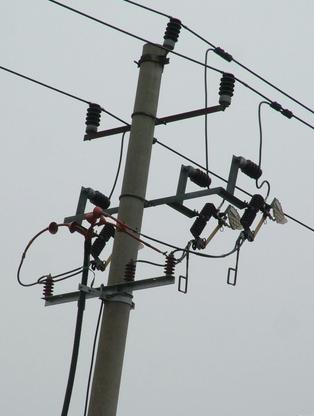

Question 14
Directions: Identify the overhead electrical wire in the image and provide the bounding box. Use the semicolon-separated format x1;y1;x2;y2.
0;64;127;125
47;0;314;132
120;0;314;117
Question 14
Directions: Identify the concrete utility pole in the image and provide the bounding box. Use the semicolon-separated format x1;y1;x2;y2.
87;42;169;416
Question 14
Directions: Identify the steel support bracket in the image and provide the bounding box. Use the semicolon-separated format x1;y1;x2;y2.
44;275;175;307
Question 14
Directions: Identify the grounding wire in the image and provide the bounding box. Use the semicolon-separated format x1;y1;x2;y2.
83;300;104;416
61;238;91;416
47;1;314;132
120;0;314;116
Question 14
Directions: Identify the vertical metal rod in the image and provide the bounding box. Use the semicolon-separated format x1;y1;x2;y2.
87;43;168;416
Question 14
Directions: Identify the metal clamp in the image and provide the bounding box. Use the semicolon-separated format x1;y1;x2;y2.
136;54;169;67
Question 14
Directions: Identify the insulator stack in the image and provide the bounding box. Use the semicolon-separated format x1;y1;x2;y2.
164;253;176;277
124;259;136;282
219;73;235;107
85;103;102;134
91;223;115;259
43;275;54;299
239;158;262;180
240;194;265;230
163;18;181;50
188;167;211;188
190;203;217;238
84;187;111;210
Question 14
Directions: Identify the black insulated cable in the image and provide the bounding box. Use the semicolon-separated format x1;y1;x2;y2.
61;237;91;416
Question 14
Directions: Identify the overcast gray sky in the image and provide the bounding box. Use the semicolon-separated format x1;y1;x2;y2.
1;1;314;415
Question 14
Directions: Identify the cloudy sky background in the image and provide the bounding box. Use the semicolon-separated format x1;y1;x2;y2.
1;1;314;415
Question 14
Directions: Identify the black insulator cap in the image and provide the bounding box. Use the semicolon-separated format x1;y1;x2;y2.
91;223;115;259
240;194;264;229
84;188;111;210
190;203;217;238
219;73;235;106
214;47;233;62
240;159;262;180
85;103;102;134
189;168;211;188
163;18;181;50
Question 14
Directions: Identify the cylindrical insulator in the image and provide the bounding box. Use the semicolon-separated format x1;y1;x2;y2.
219;73;235;107
124;259;136;282
85;103;102;134
240;194;264;229
163;18;181;50
84;187;110;210
43;275;54;299
239;158;262;179
91;223;115;259
190;203;217;238
164;253;175;276
188;167;211;188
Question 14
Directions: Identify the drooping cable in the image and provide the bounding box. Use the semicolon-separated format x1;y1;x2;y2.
204;48;214;178
61;237;91;416
17;224;70;287
108;132;127;200
83;300;104;416
255;101;271;200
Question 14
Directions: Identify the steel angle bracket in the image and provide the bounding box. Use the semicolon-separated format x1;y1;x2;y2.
44;275;175;307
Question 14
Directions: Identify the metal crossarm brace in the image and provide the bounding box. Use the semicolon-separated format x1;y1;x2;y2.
84;105;225;140
44;275;175;306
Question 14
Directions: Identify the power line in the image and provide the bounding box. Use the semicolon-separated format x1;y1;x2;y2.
121;0;171;19
47;0;222;75
121;0;314;117
0;64;127;125
47;0;314;132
